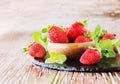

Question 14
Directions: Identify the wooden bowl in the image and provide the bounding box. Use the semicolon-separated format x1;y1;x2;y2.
48;42;94;60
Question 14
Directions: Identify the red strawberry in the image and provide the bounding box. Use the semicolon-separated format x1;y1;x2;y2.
114;47;118;52
48;26;68;43
80;49;101;65
67;22;85;42
116;54;120;62
74;35;90;43
28;43;46;58
101;34;115;40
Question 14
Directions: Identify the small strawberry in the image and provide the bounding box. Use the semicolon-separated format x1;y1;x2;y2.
114;47;118;52
74;35;90;43
67;22;85;42
80;49;101;65
28;43;46;58
116;54;120;62
101;34;115;40
48;26;68;43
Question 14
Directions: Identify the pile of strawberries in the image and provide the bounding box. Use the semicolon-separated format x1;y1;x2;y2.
48;22;91;43
26;22;118;65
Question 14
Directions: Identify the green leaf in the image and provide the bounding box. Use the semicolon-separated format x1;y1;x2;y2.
94;25;101;35
100;40;116;57
23;47;28;53
55;54;67;64
100;40;113;49
101;29;107;36
33;32;42;43
81;20;88;26
92;25;101;43
45;58;55;64
49;52;57;60
92;25;107;44
23;44;31;53
45;52;67;64
101;49;116;58
41;28;48;33
33;31;48;50
112;39;120;47
23;48;28;52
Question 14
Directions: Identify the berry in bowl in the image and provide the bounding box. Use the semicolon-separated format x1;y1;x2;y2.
47;23;94;60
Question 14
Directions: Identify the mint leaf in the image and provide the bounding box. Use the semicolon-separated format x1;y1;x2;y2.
45;58;55;64
100;40;113;49
45;52;67;64
33;31;48;50
92;25;101;43
94;25;101;35
101;49;116;58
100;40;116;58
92;25;107;44
49;52;57;60
112;39;120;47
33;32;42;43
55;54;67;64
91;25;116;58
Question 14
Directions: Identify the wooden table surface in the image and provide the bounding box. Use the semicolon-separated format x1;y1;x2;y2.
0;32;120;84
0;0;120;84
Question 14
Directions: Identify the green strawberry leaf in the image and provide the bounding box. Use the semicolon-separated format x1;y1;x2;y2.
23;44;32;54
45;52;67;64
23;47;28;52
81;20;88;26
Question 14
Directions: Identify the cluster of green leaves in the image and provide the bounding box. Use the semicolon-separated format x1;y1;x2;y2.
91;25;120;58
33;26;51;50
23;26;51;53
45;52;67;64
92;25;107;44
